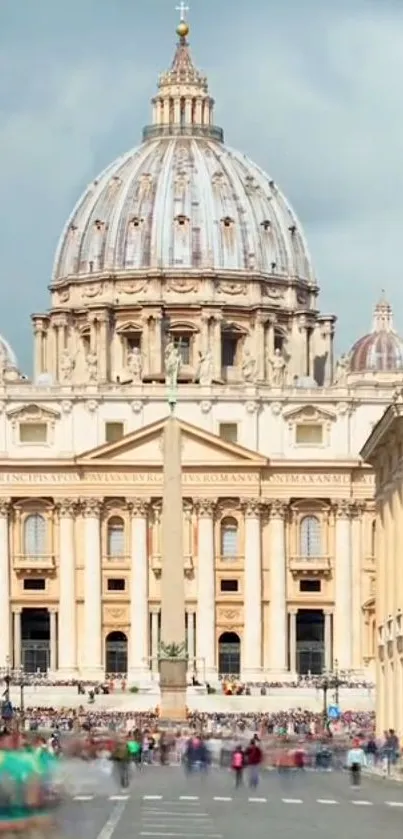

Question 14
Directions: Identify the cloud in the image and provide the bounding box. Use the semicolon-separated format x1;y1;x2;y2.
0;0;402;365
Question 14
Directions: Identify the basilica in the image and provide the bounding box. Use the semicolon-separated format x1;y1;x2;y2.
0;12;399;684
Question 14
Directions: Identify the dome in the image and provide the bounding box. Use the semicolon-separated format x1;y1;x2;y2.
52;21;314;285
349;295;403;373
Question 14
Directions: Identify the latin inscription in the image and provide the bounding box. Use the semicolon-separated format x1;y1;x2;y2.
0;470;373;486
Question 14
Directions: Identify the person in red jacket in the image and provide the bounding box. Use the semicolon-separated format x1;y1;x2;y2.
245;737;263;788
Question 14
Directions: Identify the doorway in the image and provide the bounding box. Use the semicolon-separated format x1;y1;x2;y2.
296;610;324;675
218;631;241;676
105;631;128;675
20;609;50;674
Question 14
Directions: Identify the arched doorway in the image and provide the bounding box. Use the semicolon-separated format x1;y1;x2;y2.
218;632;241;676
296;610;324;675
105;631;128;675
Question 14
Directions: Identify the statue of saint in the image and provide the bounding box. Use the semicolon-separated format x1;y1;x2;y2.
86;351;98;382
128;347;142;383
164;339;182;396
270;348;287;386
241;347;256;382
334;353;349;384
198;349;213;386
59;350;74;383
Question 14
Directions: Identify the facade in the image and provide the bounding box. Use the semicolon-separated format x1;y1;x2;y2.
361;395;403;732
0;13;402;683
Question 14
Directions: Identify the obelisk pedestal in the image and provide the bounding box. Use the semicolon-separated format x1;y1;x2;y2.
158;414;187;721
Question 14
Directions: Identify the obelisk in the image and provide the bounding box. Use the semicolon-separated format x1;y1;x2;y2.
158;341;187;721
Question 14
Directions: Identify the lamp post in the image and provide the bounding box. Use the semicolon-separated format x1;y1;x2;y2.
17;667;25;729
322;677;329;728
333;658;340;705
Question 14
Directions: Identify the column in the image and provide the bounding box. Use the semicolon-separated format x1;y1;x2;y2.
243;501;262;680
49;609;57;672
98;314;109;382
196;500;216;681
351;505;363;670
0;500;10;668
212;316;222;380
254;315;265;380
129;500;150;682
152;313;162;375
334;501;352;669
324;609;332;671
13;609;21;670
187;610;195;670
269;502;288;673
289;609;297;673
57;500;77;674
141;315;150;376
82;499;103;677
151;610;159;672
33;326;43;378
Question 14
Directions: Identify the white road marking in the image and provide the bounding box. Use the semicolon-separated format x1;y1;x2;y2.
140;834;222;838
109;795;129;801
179;796;199;801
282;799;303;804
143;795;164;800
317;799;338;804
213;796;232;801
386;802;403;807
248;798;267;803
142;813;210;818
351;801;373;806
74;794;94;801
95;801;128;839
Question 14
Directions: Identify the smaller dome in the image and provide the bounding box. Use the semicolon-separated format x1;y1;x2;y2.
349;295;403;373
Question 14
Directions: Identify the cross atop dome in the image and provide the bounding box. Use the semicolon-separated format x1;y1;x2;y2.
176;2;190;38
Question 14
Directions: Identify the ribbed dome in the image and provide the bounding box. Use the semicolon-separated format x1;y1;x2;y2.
349;295;403;373
52;23;314;285
53;139;313;282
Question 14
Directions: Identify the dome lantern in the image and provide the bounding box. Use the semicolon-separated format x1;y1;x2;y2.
143;4;224;143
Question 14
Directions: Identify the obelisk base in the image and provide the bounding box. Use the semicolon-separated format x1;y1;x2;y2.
159;659;188;722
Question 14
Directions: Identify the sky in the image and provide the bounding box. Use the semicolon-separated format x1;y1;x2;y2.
0;0;402;372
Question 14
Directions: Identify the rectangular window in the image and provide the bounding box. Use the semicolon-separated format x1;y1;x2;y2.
19;423;48;444
105;422;124;443
23;578;46;591
221;336;237;367
295;423;323;445
219;423;238;444
299;579;321;593
127;336;141;352
177;337;190;365
107;577;126;592
220;579;239;593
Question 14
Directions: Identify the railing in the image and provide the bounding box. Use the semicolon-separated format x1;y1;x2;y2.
288;555;331;575
142;123;224;142
13;554;55;571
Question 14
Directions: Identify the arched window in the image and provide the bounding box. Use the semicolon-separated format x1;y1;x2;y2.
220;517;238;559
24;513;47;556
107;516;125;557
371;520;376;557
300;515;321;557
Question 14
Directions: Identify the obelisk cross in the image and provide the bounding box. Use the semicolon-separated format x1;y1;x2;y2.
176;1;189;21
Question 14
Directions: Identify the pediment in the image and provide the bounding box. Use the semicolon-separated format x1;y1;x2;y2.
78;417;267;467
6;403;60;422
283;404;336;423
116;321;142;334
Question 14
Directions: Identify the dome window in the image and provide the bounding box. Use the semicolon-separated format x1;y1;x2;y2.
271;261;277;272
94;219;104;231
269;179;275;188
175;214;189;227
221;216;234;228
130;216;142;228
261;220;271;231
289;224;296;235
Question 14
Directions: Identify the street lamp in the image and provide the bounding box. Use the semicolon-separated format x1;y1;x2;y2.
322;677;329;727
333;658;340;705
